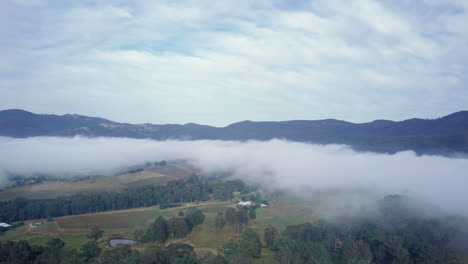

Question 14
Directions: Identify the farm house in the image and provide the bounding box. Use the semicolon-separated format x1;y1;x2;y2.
0;223;11;228
237;201;253;207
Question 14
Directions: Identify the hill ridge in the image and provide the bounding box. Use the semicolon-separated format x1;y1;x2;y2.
1;109;468;155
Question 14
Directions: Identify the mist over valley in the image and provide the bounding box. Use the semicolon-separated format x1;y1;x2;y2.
2;0;468;262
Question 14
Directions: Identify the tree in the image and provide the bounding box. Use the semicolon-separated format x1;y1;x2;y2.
309;243;332;264
274;238;301;264
236;208;249;234
341;238;372;264
140;246;170;264
198;250;228;264
80;241;101;262
185;208;205;229
168;217;190;239
225;207;248;234
173;254;202;264
225;208;237;225
87;226;103;241
46;238;65;251
239;228;262;258
133;229;146;242
166;243;195;259
218;240;240;262
264;225;279;250
62;249;84;264
178;211;185;217
283;222;325;242
102;245;137;264
215;212;226;231
249;208;256;220
146;216;169;243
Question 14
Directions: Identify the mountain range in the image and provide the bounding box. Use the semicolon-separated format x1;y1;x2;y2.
1;109;468;155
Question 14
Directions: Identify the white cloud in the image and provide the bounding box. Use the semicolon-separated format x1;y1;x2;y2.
0;0;467;125
1;137;468;215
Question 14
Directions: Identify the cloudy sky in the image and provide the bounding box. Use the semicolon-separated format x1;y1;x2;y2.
1;0;467;125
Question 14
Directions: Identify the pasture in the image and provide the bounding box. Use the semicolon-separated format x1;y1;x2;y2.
0;163;196;200
0;193;320;262
57;214;131;231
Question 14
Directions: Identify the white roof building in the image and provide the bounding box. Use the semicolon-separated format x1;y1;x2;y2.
0;223;11;228
238;201;253;207
29;222;42;228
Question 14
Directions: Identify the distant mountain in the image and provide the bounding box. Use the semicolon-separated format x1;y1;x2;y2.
1;109;468;155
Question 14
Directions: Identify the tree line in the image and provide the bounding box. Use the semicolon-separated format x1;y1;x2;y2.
0;176;249;222
213;195;468;264
258;197;468;264
0;239;227;264
218;206;256;234
140;208;205;243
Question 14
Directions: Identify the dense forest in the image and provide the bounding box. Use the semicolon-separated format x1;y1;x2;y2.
0;176;249;222
265;196;468;264
0;239;215;264
2;178;468;263
3;209;468;264
215;196;468;264
141;207;206;243
263;218;468;264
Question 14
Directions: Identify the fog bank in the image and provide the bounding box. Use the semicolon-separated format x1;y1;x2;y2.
1;136;467;214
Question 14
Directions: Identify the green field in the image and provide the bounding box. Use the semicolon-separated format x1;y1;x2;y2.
0;163;195;200
0;194;319;261
0;169;330;261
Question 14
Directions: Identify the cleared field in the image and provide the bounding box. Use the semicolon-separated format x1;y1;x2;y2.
57;214;131;231
0;201;232;246
0;194;319;263
14;234;89;250
0;163;196;200
185;196;318;249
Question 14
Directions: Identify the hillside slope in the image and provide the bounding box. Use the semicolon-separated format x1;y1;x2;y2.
1;109;468;155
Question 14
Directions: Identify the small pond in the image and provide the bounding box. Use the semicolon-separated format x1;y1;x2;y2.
109;239;136;247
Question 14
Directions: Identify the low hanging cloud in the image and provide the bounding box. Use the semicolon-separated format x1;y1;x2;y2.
1;136;468;214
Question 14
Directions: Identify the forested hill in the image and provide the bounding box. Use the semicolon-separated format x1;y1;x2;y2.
2;109;468;155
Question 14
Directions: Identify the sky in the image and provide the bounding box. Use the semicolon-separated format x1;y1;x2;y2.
1;0;468;126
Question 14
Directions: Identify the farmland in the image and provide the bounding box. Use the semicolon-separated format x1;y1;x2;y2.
0;194;317;252
56;214;131;231
0;163;196;200
2;186;467;264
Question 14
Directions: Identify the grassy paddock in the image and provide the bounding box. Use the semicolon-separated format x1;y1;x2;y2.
0;194;319;263
0;164;194;201
57;214;131;231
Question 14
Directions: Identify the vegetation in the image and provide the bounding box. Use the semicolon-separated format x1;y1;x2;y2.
0;239;204;264
144;208;205;242
239;228;262;258
56;214;131;229
2;175;468;263
0;176;249;222
0;163;193;201
0;222;24;234
260;196;468;264
264;224;279;250
4;109;468;156
86;226;104;241
225;207;249;234
145;216;169;243
215;212;226;231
